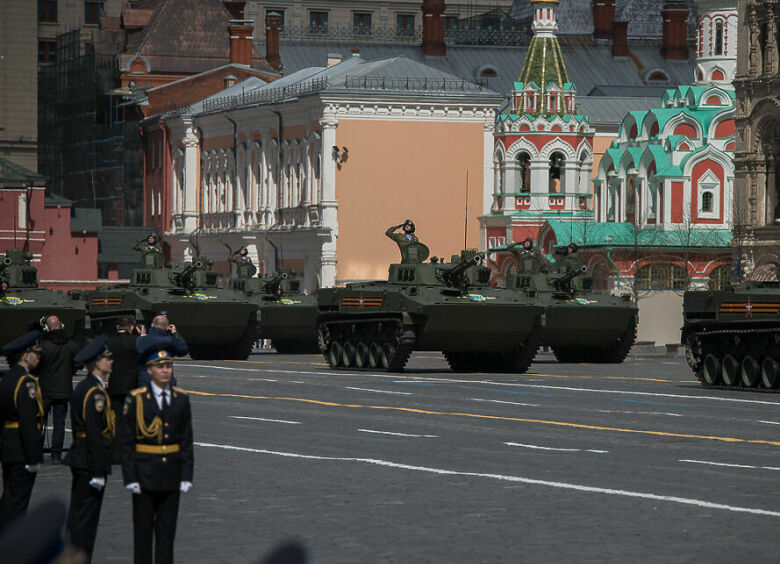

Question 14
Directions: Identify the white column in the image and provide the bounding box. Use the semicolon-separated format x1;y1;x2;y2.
530;159;548;211
482;117;496;215
182;118;200;232
562;162;578;194
319;111;338;288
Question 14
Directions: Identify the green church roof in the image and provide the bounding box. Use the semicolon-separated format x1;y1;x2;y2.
517;35;571;115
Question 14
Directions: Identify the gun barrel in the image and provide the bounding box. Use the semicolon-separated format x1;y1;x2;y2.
553;265;587;287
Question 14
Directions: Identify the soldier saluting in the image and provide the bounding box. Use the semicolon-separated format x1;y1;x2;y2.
132;233;165;268
0;331;44;532
121;338;193;564
228;246;257;279
385;219;418;250
64;335;115;562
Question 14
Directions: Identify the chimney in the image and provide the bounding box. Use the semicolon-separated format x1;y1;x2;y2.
421;0;446;57
661;1;689;60
327;53;342;68
265;12;282;71
593;0;615;40
612;21;628;57
229;19;254;66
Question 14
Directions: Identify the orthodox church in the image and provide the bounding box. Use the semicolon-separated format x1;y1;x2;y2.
487;0;737;345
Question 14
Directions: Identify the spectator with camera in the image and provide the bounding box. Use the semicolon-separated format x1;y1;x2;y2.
134;315;188;387
37;315;81;464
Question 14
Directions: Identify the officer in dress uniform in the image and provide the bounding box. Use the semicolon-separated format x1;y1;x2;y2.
63;335;115;562
0;331;44;533
121;338;193;564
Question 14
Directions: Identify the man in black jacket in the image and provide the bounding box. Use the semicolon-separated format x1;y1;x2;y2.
0;331;44;533
135;315;187;388
37;315;80;463
122;338;193;564
64;335;114;562
107;315;139;463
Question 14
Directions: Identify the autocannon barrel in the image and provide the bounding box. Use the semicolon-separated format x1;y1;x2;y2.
441;255;481;287
552;265;587;292
264;271;289;295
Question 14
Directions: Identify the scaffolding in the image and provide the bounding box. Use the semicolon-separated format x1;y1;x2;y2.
38;29;143;226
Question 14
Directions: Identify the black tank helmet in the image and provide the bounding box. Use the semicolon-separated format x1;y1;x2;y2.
567;242;578;254
522;237;534;249
403;219;415;233
147;233;158;245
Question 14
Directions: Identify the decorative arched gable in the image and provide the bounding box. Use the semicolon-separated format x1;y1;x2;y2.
539;138;576;161
505;137;539;161
665;113;702;140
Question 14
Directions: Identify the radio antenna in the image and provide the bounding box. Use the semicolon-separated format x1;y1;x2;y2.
464;171;469;249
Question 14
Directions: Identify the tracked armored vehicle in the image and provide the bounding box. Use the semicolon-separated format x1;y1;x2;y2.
229;268;319;354
0;249;88;348
86;254;258;360
683;282;780;389
503;243;637;363
317;241;545;373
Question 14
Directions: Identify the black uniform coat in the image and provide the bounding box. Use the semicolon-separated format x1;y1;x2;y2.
106;332;138;397
63;374;113;478
120;386;193;491
0;365;43;464
37;329;80;400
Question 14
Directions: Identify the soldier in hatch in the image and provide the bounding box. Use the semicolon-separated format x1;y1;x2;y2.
131;233;165;268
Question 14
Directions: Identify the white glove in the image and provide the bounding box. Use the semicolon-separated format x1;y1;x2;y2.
126;482;141;494
24;464;40;473
89;477;105;490
179;481;192;493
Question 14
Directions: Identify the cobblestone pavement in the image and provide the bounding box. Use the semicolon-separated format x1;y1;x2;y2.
25;351;780;563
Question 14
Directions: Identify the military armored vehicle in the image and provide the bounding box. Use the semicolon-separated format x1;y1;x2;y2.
0;249;88;348
86;251;258;360
229;267;319;354
682;282;780;389
502;242;637;363
317;239;545;373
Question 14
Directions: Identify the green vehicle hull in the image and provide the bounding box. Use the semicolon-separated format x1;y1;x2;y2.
229;269;319;354
503;251;637;363
86;258;258;360
317;250;545;373
0;249;87;348
682;283;780;389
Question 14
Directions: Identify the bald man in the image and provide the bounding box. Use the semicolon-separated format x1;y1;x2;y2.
37;315;81;464
134;315;188;387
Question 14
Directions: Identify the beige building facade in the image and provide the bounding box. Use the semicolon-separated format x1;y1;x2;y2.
0;0;121;171
148;56;502;291
733;0;780;278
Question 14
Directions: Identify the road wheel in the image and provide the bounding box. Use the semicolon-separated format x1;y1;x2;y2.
381;342;395;369
328;341;343;368
741;355;760;388
354;342;369;369
368;342;382;369
721;354;740;386
702;354;721;385
762;357;780;389
342;342;356;367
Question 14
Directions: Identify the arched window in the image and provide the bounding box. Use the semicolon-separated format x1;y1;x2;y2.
709;264;731;290
635;263;688;291
701;191;714;212
480;67;497;78
517;152;531;193
714;21;724;56
549;152;564;193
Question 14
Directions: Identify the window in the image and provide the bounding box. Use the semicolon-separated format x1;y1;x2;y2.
714;21;724;56
396;14;415;37
445;16;458;31
38;40;56;63
84;1;103;25
635;263;688;291
701;191;714;212
309;11;328;33
480;67;497;78
38;0;57;22
549;152;564;193
353;12;372;35
488;237;497;249
517;153;531;193
709;264;731;290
